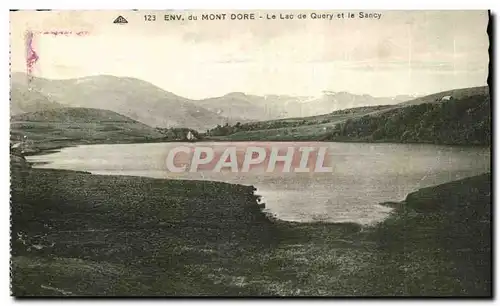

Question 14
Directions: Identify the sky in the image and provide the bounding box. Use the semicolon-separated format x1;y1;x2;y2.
10;10;489;99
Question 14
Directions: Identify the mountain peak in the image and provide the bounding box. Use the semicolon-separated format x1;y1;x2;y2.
225;92;247;98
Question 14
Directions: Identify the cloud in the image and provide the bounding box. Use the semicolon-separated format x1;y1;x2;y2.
9;10;489;98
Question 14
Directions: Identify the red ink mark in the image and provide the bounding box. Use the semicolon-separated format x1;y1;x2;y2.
39;30;90;37
25;31;39;78
24;30;89;80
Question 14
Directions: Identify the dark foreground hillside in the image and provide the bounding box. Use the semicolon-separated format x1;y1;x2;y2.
11;164;275;296
10;155;491;296
353;173;492;295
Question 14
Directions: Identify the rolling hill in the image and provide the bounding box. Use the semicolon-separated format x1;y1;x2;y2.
10;107;167;151
399;86;489;106
11;73;419;130
326;92;491;145
292;92;416;117
10;79;63;116
207;86;491;145
11;73;229;131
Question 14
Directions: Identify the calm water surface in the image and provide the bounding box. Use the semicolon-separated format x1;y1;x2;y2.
27;142;491;225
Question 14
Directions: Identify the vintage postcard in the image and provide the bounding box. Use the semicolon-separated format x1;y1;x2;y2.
9;10;491;297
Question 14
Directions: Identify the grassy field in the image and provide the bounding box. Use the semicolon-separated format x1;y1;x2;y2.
10;108;167;153
10;155;491;296
11;163;276;296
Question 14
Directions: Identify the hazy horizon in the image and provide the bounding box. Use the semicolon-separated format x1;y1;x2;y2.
12;70;491;101
10;10;489;99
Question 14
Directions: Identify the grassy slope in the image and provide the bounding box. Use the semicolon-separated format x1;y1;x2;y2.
11;162;491;296
400;86;489;106
10;85;63;116
210;87;490;144
210;105;395;141
11;73;229;131
326;93;491;145
10;107;167;152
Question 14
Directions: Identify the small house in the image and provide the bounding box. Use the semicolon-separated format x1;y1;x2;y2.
186;131;196;141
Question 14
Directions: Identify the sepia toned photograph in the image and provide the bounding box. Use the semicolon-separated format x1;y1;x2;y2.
9;10;491;297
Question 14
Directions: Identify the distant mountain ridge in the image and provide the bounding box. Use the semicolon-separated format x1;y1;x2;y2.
288;91;417;117
187;90;417;121
207;86;490;146
11;73;230;131
13;73;463;131
196;92;299;121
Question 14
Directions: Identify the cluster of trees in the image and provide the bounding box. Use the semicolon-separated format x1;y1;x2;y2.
326;95;491;145
206;105;396;137
206;122;242;136
207;120;320;136
155;127;201;140
328;105;392;115
238;120;312;132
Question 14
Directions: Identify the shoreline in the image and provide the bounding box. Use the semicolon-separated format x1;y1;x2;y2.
10;146;492;296
14;136;491;159
17;142;488;228
19;146;396;228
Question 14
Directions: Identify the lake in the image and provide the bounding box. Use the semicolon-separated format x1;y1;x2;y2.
26;142;491;225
